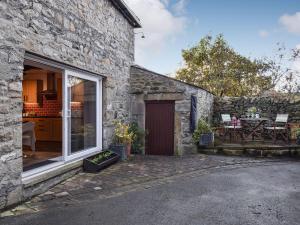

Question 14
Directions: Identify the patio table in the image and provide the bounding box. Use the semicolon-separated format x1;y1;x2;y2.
240;117;269;141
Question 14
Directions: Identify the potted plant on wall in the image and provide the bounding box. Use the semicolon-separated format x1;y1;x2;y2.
247;106;257;118
192;119;214;147
110;120;134;160
83;150;120;173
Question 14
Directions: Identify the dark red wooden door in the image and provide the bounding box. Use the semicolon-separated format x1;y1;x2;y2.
145;101;175;155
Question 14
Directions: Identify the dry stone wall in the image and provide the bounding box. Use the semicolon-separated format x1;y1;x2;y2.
0;0;134;209
213;95;300;125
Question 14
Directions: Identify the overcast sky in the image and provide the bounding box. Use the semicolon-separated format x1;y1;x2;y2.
124;0;300;76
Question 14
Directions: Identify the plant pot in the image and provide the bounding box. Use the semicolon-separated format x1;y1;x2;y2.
110;144;127;160
199;133;214;147
127;143;131;157
83;151;120;173
297;136;300;145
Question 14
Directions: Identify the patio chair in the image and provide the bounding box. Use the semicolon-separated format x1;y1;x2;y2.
221;114;243;142
264;114;289;143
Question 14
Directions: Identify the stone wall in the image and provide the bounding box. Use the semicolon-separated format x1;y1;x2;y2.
130;65;214;155
0;0;134;209
213;95;300;125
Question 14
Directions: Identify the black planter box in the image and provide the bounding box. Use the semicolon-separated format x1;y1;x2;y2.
83;151;120;173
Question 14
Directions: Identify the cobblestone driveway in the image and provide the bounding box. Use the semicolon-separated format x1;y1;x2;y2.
1;154;296;217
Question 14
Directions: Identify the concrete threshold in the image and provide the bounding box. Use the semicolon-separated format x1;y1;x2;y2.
22;160;83;189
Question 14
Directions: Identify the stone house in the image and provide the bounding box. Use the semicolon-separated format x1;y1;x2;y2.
130;65;214;155
0;0;140;210
0;0;213;211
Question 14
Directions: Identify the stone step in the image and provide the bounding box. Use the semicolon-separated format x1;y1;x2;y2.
199;145;300;157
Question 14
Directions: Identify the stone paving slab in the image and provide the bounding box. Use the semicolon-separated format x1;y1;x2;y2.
1;154;296;218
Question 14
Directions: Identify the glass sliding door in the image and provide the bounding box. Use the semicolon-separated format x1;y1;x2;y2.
64;70;102;160
22;51;103;177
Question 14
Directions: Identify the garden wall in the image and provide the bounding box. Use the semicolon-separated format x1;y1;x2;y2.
213;94;300;125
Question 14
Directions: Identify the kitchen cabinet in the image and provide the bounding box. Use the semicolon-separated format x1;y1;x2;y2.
23;118;62;142
35;118;52;141
52;118;62;141
57;78;62;102
22;80;37;103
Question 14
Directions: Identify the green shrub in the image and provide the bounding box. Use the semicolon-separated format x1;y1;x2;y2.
192;119;212;144
90;150;114;164
129;122;146;154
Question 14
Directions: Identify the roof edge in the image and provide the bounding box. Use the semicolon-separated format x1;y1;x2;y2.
110;0;142;28
131;65;214;96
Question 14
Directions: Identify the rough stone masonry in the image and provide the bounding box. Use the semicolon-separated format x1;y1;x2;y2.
0;0;135;210
213;95;300;124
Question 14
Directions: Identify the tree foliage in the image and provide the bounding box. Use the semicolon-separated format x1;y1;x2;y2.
175;34;271;97
262;43;300;97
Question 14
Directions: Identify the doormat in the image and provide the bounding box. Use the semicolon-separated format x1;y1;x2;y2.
23;160;56;172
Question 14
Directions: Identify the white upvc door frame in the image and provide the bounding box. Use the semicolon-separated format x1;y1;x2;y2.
63;69;103;162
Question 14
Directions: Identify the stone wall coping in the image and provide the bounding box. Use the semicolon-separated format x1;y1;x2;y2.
131;65;214;95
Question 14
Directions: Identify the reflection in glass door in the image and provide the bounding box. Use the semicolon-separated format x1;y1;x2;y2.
66;73;99;156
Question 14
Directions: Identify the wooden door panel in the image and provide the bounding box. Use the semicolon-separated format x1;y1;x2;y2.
145;101;174;155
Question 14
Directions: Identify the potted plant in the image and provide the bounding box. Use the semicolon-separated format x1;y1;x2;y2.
110;120;134;160
83;150;120;173
128;122;146;154
248;106;257;118
193;119;213;147
296;128;300;145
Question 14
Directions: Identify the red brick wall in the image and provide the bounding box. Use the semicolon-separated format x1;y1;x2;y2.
23;99;83;117
23;97;62;117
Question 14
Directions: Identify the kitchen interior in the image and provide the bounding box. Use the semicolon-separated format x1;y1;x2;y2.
22;63;63;172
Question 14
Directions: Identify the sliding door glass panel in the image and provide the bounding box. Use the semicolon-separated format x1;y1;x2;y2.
68;75;97;154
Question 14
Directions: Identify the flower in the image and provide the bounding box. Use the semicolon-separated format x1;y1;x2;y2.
113;120;135;144
247;107;257;113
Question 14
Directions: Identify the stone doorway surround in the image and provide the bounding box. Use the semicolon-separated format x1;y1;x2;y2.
131;93;185;155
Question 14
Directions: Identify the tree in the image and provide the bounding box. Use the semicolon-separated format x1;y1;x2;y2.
261;43;300;99
175;34;271;97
